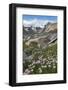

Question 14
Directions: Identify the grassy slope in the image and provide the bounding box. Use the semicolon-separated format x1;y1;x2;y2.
23;41;57;74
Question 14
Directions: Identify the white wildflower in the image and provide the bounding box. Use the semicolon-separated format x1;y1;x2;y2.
35;60;41;64
48;64;51;68
38;55;43;60
31;69;33;72
32;61;36;64
32;65;35;68
52;59;55;63
38;68;42;73
42;61;45;64
28;64;32;68
53;65;56;68
46;61;49;65
43;58;46;61
25;69;30;74
42;65;47;68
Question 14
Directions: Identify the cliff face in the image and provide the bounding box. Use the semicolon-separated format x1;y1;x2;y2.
45;23;57;32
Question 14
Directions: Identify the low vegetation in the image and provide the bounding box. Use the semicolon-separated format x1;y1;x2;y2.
23;40;57;74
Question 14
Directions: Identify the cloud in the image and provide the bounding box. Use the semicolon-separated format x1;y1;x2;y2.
23;19;56;28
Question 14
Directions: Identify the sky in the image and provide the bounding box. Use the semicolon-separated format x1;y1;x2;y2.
23;15;57;22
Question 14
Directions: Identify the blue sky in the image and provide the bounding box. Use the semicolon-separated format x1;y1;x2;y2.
23;15;57;22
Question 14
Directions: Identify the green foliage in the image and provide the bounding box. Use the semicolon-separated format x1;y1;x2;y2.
23;40;57;74
42;43;57;59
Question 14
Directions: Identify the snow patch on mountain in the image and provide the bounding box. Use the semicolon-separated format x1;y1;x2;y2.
23;19;56;28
